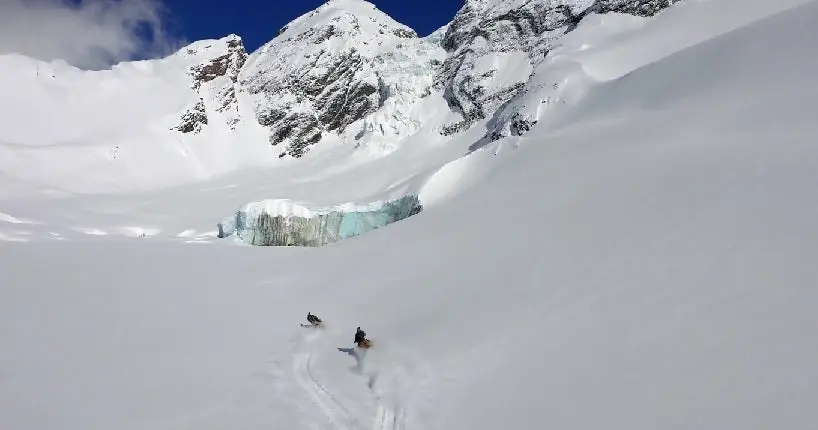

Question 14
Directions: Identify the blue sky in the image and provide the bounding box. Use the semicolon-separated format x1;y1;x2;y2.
0;0;462;69
162;0;463;53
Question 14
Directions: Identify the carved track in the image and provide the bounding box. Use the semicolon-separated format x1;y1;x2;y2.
291;334;411;430
293;350;357;430
372;401;403;430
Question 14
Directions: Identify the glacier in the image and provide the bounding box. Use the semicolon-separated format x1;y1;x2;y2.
217;195;422;246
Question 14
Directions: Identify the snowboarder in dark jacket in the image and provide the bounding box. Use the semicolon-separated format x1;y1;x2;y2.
354;326;367;345
306;312;322;326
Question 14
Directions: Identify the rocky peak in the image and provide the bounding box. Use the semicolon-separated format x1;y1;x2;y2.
239;0;435;158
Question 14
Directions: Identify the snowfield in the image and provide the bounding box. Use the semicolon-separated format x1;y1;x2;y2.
2;0;818;429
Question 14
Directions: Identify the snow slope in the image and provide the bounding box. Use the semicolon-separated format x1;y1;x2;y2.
0;36;273;194
2;0;818;429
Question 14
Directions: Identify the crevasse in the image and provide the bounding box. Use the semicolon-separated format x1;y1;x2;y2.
217;195;422;246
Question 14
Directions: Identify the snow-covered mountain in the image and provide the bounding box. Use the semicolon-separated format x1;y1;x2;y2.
240;0;445;158
3;0;818;428
0;0;690;194
435;0;683;135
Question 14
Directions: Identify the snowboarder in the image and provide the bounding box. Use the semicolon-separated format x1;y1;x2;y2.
354;326;371;348
354;326;366;343
305;312;322;327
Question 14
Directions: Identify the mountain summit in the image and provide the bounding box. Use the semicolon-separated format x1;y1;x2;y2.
239;0;443;157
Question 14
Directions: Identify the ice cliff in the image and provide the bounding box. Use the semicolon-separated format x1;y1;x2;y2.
217;195;422;246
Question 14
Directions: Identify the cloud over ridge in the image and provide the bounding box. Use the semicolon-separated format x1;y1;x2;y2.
0;0;183;69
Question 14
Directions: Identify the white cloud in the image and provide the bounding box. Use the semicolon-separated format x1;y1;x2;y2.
0;0;184;69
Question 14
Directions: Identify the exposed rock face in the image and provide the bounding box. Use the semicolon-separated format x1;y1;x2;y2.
488;0;685;144
436;0;683;134
591;0;683;17
189;37;247;90
240;0;441;158
435;0;587;132
175;98;208;134
246;46;380;158
175;35;248;134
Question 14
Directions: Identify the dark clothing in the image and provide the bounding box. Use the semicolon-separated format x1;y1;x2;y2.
354;328;367;344
307;314;321;325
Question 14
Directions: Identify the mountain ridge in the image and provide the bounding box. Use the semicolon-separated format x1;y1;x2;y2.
0;0;685;193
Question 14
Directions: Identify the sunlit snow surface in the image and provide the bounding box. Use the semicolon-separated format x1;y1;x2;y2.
2;1;818;430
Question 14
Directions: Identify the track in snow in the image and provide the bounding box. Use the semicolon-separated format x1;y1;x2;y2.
372;401;403;430
294;350;360;430
291;333;406;430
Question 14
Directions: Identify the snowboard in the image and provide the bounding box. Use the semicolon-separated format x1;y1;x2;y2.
301;322;323;329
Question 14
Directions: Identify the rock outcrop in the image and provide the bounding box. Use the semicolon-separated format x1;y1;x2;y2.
175;35;248;134
435;0;683;135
